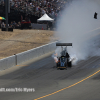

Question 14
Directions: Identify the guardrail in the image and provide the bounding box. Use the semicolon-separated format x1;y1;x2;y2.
0;41;57;70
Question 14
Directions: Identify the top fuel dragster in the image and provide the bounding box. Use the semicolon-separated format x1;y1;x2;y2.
55;43;73;70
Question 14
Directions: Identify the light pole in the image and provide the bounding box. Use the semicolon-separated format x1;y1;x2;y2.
5;0;8;31
5;0;10;31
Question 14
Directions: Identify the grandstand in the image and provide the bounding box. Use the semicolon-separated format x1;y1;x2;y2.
0;0;69;29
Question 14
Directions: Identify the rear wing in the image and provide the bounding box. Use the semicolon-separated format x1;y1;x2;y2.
56;43;72;46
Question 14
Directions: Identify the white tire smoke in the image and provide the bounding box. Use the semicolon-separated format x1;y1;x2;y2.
55;0;100;64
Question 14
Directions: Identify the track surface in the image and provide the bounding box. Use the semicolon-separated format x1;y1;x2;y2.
0;54;100;100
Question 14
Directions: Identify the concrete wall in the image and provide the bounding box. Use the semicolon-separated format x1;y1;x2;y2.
0;55;16;70
0;41;57;70
31;23;47;30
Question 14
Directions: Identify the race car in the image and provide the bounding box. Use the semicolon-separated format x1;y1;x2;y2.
56;43;72;70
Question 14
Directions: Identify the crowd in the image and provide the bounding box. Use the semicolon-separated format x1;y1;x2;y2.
0;0;68;19
0;21;21;28
0;0;70;29
9;21;21;28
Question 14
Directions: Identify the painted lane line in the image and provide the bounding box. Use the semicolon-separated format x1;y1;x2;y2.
34;70;100;100
87;27;100;33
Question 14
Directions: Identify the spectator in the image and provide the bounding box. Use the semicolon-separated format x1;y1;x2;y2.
1;22;5;28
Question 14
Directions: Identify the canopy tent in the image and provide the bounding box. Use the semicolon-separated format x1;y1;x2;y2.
37;13;54;22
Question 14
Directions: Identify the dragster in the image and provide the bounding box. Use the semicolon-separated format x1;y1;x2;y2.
55;43;72;70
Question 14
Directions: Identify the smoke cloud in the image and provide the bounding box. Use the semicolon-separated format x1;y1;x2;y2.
55;0;100;64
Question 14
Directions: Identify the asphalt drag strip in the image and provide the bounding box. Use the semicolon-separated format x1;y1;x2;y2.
0;55;100;100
